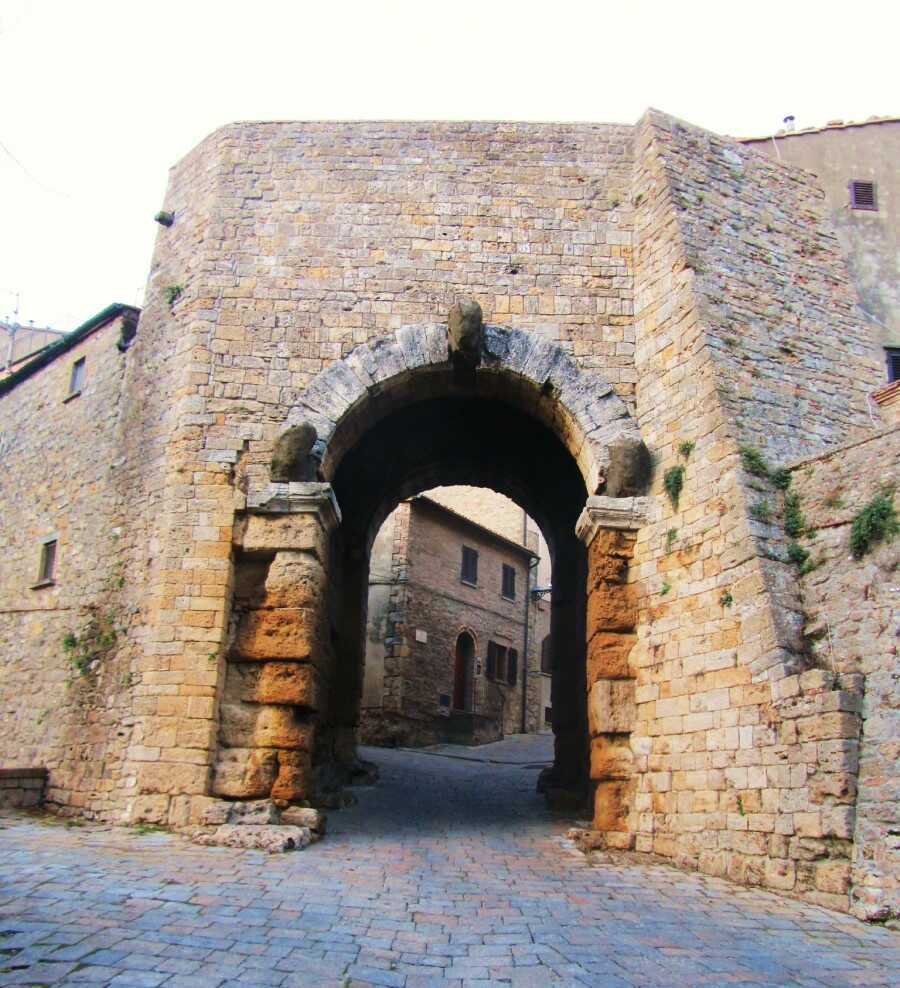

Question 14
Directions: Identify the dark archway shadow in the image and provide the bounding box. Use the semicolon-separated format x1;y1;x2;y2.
326;394;590;808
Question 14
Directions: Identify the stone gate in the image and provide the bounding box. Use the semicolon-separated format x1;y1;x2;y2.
0;111;895;918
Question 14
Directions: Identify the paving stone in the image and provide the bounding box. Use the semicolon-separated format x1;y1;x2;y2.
0;740;898;988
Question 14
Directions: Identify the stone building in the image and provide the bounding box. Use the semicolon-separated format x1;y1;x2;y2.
741;116;899;375
361;488;552;746
0;110;897;919
1;319;66;380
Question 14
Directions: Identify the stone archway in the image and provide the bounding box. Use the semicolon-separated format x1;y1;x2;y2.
218;305;650;842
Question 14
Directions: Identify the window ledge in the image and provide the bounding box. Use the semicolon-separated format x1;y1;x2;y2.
30;579;55;590
460;579;478;588
501;593;516;602
62;390;82;403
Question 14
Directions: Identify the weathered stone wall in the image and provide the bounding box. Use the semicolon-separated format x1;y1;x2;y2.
743;120;900;352
0;112;894;916
0;312;138;816
613;110;889;909
788;429;899;920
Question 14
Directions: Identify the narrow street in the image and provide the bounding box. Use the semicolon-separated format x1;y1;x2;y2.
1;737;897;987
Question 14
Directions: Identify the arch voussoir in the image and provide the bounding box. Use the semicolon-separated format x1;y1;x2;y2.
278;319;647;501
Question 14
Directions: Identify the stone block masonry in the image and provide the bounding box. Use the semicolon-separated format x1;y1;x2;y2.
0;768;47;808
0;110;895;919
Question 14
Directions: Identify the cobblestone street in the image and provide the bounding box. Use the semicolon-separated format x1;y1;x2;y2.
1;737;898;987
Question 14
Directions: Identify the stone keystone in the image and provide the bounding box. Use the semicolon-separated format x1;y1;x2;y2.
448;298;484;368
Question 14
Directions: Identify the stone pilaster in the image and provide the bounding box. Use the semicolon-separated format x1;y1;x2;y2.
577;496;647;848
213;484;340;804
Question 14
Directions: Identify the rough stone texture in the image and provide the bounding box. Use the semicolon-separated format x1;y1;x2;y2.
0;112;894;914
743;119;900;350
0;310;148;819
3;740;900;987
788;428;899;921
0;768;47;808
192;823;311;852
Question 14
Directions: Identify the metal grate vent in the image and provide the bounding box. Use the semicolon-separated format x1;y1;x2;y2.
849;180;877;211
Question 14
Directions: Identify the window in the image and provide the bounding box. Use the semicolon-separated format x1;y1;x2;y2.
540;635;552;674
461;545;478;585
36;539;57;585
486;641;517;685
501;563;516;600
544;706;552;726
68;357;86;396
886;348;900;383
848;180;877;211
495;646;507;683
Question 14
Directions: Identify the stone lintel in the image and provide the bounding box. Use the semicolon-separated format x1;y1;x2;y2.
249;482;342;531
576;495;650;545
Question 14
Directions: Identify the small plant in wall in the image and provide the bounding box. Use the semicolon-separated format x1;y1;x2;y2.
850;487;898;560
154;210;174;227
739;445;769;479
164;284;184;308
62;606;120;678
719;591;734;608
771;467;792;491
678;440;695;459
660;581;671;596
783;491;806;539
665;528;678;553
663;465;685;509
749;499;771;523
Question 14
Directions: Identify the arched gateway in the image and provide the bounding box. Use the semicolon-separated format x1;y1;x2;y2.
218;303;651;842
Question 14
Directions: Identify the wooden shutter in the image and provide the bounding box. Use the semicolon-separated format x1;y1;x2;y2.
485;641;496;679
461;546;478;584
849;180;877;211
507;649;518;686
502;564;516;599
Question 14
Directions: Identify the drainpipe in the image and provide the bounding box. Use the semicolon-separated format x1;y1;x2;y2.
521;555;538;734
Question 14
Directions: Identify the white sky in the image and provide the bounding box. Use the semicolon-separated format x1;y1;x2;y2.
1;0;897;330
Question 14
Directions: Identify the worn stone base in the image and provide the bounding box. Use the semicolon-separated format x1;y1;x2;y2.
0;768;47;809
193;824;312;853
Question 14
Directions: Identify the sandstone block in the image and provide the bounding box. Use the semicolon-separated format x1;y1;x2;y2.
228;661;320;708
261;552;327;609
271;749;313;802
231;608;324;662
796;712;859;743
280;805;326;834
587;585;636;633
590;735;634;780
193;824;311;853
593;779;633;832
587;633;635;683
129;794;170;824
137;762;209;796
219;701;314;750
241;512;329;558
588;678;635;736
212;747;279;799
814;860;850;895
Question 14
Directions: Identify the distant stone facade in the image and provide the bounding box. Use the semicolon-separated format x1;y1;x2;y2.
743;117;899;361
361;492;551;746
0;111;895;918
